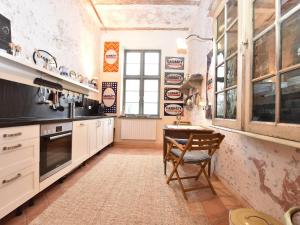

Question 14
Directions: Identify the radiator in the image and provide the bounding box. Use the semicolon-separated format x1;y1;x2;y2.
120;119;157;140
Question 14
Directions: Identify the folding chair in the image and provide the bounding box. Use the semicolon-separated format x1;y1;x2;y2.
165;133;225;200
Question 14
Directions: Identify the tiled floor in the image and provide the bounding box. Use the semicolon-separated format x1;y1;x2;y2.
0;145;243;225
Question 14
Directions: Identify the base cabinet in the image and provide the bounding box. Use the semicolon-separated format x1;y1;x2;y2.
72;121;90;166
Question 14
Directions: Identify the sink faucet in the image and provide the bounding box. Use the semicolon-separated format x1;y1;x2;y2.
176;114;182;126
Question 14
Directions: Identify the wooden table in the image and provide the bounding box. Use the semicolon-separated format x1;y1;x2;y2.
163;125;214;175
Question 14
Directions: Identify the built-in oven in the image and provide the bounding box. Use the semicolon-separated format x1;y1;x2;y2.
40;122;72;181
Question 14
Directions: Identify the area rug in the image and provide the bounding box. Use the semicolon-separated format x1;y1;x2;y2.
30;154;209;225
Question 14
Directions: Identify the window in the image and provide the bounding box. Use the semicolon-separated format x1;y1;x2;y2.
246;0;300;141
214;0;240;129
123;50;161;116
212;0;300;142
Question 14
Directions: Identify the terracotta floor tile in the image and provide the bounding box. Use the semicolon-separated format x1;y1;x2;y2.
201;198;228;221
24;194;48;224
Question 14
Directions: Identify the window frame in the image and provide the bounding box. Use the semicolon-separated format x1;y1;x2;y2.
212;0;243;130
123;49;161;117
244;0;300;142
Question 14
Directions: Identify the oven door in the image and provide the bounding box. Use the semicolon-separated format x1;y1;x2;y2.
40;131;72;181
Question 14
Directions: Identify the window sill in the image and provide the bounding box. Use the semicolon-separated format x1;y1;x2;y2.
209;125;300;149
119;115;162;120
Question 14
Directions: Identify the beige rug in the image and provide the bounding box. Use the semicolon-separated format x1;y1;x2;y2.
30;154;209;225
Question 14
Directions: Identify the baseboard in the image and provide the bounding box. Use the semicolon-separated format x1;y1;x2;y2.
114;141;163;149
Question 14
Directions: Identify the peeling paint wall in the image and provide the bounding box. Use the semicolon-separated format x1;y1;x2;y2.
0;0;101;81
187;0;300;222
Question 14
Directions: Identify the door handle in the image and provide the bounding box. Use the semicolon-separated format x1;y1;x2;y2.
3;132;22;138
49;132;72;140
2;173;22;184
3;144;22;151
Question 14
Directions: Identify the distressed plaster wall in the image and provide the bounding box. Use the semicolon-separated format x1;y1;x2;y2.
0;0;101;98
187;0;300;222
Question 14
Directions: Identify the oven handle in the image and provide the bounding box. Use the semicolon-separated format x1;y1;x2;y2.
49;132;72;141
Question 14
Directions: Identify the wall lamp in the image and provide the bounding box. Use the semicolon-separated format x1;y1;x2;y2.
176;34;213;54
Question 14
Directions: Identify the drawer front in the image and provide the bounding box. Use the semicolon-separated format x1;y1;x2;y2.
0;138;39;173
0;165;36;219
0;125;39;144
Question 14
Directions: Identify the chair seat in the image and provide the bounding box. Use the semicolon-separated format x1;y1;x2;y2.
170;148;211;163
174;138;188;145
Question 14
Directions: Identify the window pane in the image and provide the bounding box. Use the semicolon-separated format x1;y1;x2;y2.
144;80;159;103
280;68;300;123
253;28;276;78
144;80;159;91
216;93;225;118
145;64;159;76
126;52;141;63
144;103;158;115
217;37;225;65
125;103;139;114
126;52;141;75
253;0;275;36
226;55;237;87
227;0;238;26
126;64;140;75
216;64;225;91
217;9;225;39
125;91;139;102
281;0;300;15
144;91;158;103
126;80;140;91
252;77;276;122
145;52;160;64
227;22;238;57
281;9;300;69
226;88;237;119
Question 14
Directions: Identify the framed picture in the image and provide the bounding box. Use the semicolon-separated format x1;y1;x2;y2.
164;87;183;101
164;103;184;116
164;72;184;85
165;57;184;70
103;42;119;72
102;82;117;114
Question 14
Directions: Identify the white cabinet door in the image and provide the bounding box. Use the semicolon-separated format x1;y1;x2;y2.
102;119;109;147
108;118;114;144
72;121;89;166
96;120;104;151
88;120;98;156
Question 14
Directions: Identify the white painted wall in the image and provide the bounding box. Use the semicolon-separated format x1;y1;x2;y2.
99;30;189;143
0;0;102;99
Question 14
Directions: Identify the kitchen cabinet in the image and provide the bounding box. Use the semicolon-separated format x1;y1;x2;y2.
0;125;39;219
72;121;90;166
88;118;114;156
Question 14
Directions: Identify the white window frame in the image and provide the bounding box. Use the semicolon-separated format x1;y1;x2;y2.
211;0;300;142
212;0;244;130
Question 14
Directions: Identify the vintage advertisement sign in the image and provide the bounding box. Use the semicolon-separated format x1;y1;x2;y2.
164;72;184;85
103;42;119;72
165;57;184;70
102;82;117;114
164;103;184;116
164;88;183;101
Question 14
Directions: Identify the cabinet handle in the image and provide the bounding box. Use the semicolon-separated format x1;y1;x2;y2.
3;144;22;151
79;123;85;126
2;173;22;184
3;132;22;138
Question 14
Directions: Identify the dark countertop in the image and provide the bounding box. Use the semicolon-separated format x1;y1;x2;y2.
0;115;116;128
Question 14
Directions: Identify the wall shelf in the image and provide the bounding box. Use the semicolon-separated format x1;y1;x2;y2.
0;51;99;93
179;74;203;95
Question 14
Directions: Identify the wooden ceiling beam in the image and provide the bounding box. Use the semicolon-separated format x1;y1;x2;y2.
92;0;201;5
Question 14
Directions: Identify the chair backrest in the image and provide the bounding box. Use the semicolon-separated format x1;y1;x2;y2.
185;133;225;154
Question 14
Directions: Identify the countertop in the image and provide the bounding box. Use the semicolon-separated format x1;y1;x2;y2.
0;115;115;128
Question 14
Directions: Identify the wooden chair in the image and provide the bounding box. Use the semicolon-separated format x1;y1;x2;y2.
165;133;225;200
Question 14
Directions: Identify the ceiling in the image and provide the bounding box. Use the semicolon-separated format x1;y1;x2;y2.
90;0;201;30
